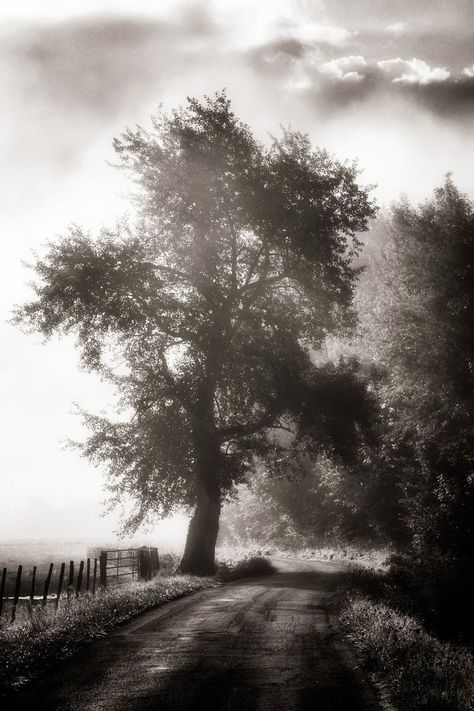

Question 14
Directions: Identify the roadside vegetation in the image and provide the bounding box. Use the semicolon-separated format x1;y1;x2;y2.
338;563;474;711
218;541;388;569
0;553;273;693
340;593;474;711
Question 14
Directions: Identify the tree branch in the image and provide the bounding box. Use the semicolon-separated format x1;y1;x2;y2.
157;349;196;416
217;411;280;441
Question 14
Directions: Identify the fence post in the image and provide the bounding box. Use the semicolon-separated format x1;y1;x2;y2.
86;558;91;592
150;547;160;577
43;563;53;606
12;565;22;622
67;561;74;600
56;563;65;607
76;561;84;598
29;566;37;613
92;558;98;595
0;567;6;617
99;551;107;590
138;547;149;581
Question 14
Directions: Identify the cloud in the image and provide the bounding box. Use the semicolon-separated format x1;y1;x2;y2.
250;40;472;120
378;57;450;84
319;55;366;81
386;22;407;34
313;56;472;117
291;22;354;47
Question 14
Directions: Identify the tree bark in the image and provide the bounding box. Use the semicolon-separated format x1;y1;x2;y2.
178;433;222;576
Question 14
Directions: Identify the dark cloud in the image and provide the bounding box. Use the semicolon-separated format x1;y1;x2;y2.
404;77;474;118
3;15;214;120
314;59;474;119
251;37;309;62
0;13;222;184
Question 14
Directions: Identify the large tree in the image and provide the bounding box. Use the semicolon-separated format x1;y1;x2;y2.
15;93;376;574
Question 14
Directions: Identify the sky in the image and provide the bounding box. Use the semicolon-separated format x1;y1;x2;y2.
1;0;473;542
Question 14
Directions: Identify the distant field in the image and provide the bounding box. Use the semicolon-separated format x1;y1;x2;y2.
0;539;90;567
0;539;162;602
0;538;166;565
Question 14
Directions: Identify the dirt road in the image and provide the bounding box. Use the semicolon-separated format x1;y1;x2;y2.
7;559;380;710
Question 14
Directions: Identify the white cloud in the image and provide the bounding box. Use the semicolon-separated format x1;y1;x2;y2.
463;64;474;78
378;58;450;85
319;55;367;81
293;22;354;47
386;22;407;34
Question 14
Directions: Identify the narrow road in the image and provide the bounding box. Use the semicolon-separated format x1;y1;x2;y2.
7;559;380;710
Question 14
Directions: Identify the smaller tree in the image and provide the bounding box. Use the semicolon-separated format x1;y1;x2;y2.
357;178;474;558
14;93;377;574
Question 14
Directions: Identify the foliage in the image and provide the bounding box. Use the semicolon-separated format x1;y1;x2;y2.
158;552;181;575
355;178;474;557
340;595;474;711
13;92;377;564
220;449;392;549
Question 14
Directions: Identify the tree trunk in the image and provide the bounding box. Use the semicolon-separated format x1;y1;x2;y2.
178;435;221;576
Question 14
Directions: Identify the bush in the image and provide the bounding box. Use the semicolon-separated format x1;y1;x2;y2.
158;552;181;576
216;555;275;582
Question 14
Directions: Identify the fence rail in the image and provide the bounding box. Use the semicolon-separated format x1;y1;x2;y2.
0;546;159;621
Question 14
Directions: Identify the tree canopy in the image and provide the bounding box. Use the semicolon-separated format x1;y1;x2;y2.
15;92;377;573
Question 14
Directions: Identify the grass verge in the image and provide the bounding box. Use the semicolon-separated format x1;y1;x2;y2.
339;587;474;710
0;553;274;694
0;575;213;693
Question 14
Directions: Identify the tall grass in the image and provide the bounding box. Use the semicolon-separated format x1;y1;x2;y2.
0;575;213;691
340;595;474;710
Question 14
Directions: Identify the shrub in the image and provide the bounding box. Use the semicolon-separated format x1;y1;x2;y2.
158;552;181;576
216;555;275;582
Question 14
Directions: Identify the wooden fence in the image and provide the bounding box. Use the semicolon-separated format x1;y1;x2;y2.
0;546;159;622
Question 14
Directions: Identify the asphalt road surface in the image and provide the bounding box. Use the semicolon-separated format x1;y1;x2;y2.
7;559;381;711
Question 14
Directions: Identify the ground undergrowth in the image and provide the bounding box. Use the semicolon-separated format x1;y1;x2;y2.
0;553;273;694
339;564;474;711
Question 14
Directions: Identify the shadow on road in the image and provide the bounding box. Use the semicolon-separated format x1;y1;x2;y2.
235;569;347;592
